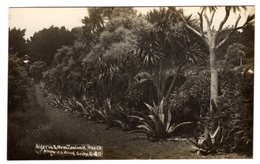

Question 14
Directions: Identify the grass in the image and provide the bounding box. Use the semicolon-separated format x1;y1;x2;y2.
8;86;50;160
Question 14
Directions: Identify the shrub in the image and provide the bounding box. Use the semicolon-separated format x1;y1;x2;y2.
212;69;253;155
125;79;157;111
8;54;28;111
167;71;210;125
29;60;46;82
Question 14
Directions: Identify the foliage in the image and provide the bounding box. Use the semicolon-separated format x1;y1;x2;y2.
125;78;157;111
225;43;247;67
90;99;111;123
168;70;210;123
49;95;65;109
8;54;28;111
135;7;206;103
81;11;143;101
27;26;74;66
49;94;96;120
212;68;253;155
9;28;28;58
130;99;192;141
90;99;133;130
187;125;224;155
106;104;133;131
43;46;83;97
29;60;46;82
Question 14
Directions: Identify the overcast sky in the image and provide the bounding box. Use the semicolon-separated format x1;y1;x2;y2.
9;7;254;39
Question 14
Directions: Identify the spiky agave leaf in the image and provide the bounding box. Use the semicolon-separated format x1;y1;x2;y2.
144;102;157;114
128;129;155;138
165;109;172;131
148;114;164;135
129;115;146;122
209;125;221;143
186;138;202;150
158;98;165;124
167;122;193;135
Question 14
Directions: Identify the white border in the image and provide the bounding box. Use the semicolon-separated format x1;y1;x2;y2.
6;0;258;7
1;0;258;164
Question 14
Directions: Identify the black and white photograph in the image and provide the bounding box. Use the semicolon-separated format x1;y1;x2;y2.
6;3;255;160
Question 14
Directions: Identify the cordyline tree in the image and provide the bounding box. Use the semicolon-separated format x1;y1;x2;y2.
136;8;206;104
177;6;254;112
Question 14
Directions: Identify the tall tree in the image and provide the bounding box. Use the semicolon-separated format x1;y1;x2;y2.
136;7;205;104
27;26;74;66
9;28;28;58
82;8;140;100
177;6;254;112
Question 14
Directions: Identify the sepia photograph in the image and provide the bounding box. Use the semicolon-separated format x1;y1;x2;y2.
7;5;254;160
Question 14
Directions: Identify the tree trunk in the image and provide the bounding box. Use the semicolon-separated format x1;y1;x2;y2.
165;62;184;102
209;47;218;113
155;63;166;104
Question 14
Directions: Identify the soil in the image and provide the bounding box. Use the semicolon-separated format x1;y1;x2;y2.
7;84;249;160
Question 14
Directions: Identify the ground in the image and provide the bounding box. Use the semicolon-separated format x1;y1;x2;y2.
7;84;249;160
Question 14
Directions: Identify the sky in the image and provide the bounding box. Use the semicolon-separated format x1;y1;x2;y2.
9;7;255;39
9;7;155;39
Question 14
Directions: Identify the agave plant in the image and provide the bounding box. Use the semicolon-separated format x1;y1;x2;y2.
130;98;192;141
106;104;136;131
49;95;65;109
187;124;224;155
90;98;111;123
91;107;110;123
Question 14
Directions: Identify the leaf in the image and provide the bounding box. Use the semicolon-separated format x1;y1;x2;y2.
203;126;210;140
186;138;207;152
128;129;154;137
210;125;221;139
186;138;200;149
168;122;193;134
198;136;207;147
148;115;163;133
113;120;125;127
129;115;145;121
144;102;157;114
166;109;172;131
137;125;153;133
159;98;164;113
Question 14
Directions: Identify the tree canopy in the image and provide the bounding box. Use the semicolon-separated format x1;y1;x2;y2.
27;26;74;66
9;28;28;58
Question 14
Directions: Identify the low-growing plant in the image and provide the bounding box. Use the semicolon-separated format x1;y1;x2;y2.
75;97;94;119
90;98;112;123
49;95;64;109
91;107;110;123
106;104;137;131
130;98;193;141
187;124;224;155
39;83;49;97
